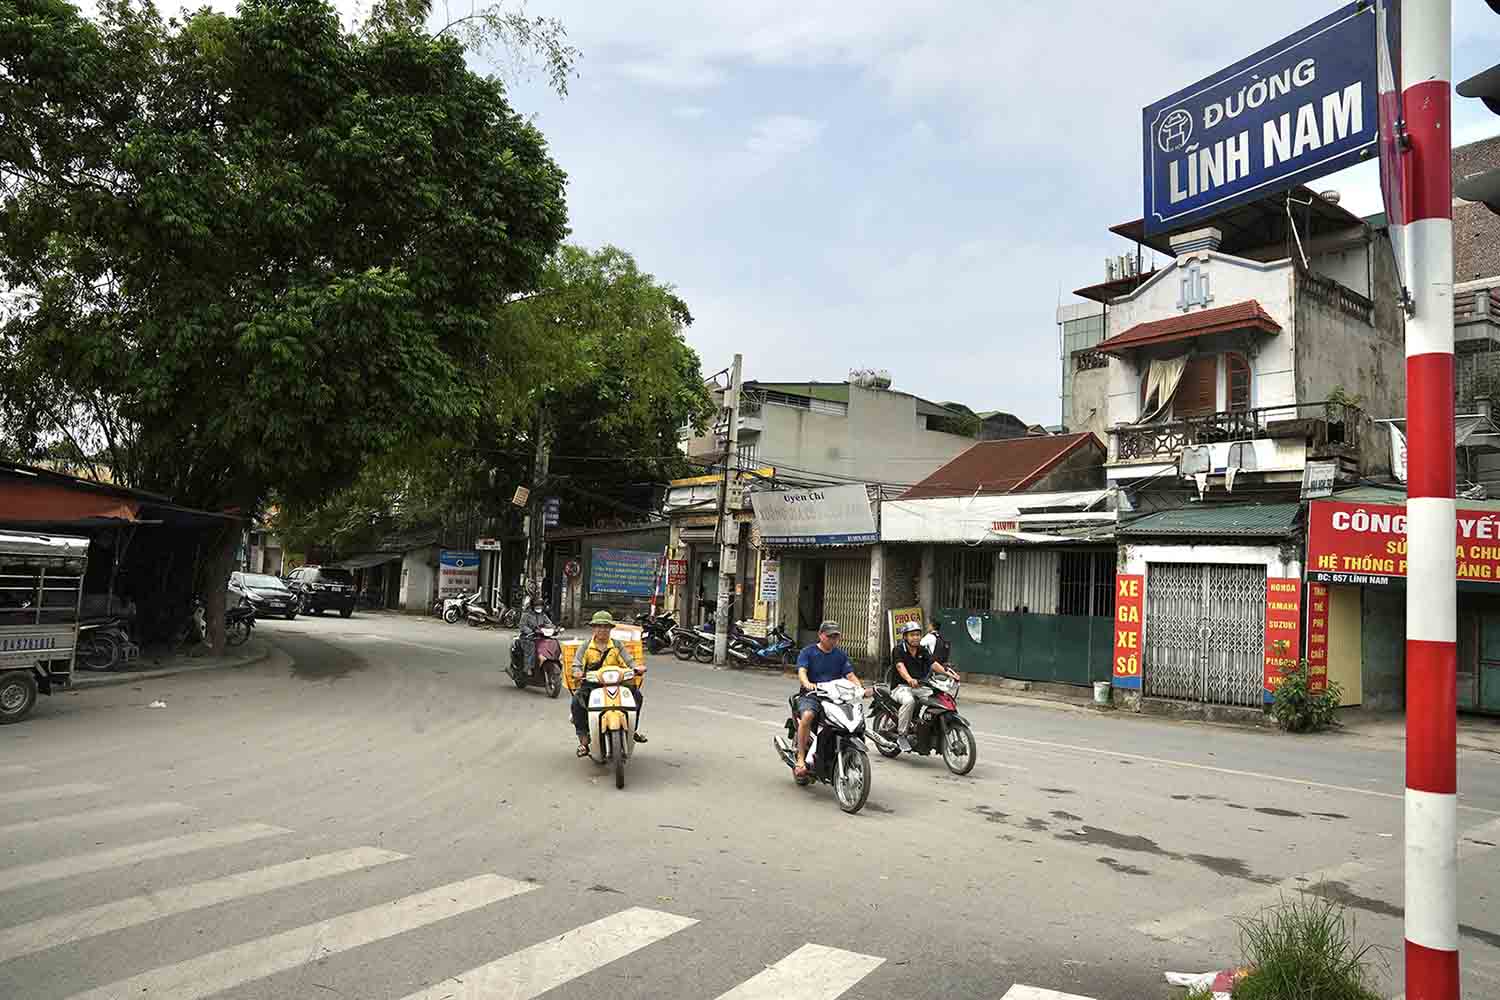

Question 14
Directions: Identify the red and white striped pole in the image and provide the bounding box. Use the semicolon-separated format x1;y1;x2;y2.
1401;2;1458;997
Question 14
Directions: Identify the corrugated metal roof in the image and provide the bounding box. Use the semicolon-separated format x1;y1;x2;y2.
901;433;1103;499
1118;502;1302;538
1325;484;1500;513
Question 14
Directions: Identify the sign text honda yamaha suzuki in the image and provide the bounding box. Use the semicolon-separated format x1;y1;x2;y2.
1142;2;1377;236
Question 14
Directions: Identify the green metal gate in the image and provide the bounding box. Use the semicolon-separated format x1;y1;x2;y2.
937;608;1113;686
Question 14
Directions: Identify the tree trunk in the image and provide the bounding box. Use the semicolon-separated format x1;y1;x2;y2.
201;523;240;656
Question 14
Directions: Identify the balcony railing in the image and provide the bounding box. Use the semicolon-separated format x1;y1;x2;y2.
1113;401;1362;462
1297;269;1374;325
1455;286;1500;324
1072;349;1108;372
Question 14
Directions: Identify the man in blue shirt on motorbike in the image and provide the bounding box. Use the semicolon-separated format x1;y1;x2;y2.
792;620;863;780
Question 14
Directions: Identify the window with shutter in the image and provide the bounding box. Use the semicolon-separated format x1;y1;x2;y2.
1226;353;1251;412
1175;355;1218;417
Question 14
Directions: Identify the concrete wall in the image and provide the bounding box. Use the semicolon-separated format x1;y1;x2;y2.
878;544;922;663
1031;444;1106;493
1292;238;1404;477
1070;368;1110;438
399;547;437;612
752;385;974;485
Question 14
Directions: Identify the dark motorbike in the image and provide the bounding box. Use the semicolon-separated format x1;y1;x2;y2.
671;617;717;664
508;625;564;698
867;671;977;775
728;623;797;667
633;612;678;654
76;618;138;671
226;602;256;647
772;680;872;814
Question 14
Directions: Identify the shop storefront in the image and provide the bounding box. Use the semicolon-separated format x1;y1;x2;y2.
881;490;1119;686
1306;487;1500;714
543;524;670;627
1112;503;1305;710
662;471;769;629
752;483;882;664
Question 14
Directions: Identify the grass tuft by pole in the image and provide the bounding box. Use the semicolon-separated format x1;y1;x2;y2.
1230;893;1384;999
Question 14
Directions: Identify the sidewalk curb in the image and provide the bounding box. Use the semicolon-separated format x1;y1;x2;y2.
69;643;273;691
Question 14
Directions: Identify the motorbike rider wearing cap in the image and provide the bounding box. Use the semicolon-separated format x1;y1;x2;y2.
792;620;863;779
571;610;647;757
890;620;960;752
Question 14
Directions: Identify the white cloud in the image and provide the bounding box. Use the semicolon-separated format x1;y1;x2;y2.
744;115;824;161
672;105;709;120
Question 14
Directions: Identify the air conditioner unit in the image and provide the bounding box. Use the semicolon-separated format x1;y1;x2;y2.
1179;445;1212;476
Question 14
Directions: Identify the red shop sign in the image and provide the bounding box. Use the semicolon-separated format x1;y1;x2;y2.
1263;577;1302;701
1306;499;1500;586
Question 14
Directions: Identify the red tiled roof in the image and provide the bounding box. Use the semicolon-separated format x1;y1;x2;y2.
901;433;1104;500
1096;300;1281;356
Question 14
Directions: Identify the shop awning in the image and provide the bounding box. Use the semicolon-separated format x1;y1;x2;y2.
0;479;141;525
1118;502;1301;539
1096;300;1281;356
329;552;402;570
882;489;1114;544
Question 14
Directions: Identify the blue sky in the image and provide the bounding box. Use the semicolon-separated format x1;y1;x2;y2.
490;1;1500;426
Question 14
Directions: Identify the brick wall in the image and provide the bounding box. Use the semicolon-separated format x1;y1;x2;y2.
1455;136;1500;283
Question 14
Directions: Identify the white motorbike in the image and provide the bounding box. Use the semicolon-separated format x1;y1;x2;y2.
772;680;872;814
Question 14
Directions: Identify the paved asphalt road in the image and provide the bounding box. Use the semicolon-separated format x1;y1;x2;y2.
3;612;1499;999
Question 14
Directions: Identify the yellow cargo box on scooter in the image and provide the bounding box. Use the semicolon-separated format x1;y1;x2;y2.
561;625;646;692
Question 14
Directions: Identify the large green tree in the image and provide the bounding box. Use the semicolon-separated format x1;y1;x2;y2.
274;244;716;566
0;0;568;644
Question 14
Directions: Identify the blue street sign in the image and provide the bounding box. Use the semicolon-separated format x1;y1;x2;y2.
1142;2;1377;236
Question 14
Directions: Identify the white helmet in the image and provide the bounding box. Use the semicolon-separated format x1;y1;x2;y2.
901;621;922;636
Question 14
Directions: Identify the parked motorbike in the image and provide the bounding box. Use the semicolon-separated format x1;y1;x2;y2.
772;680;872;814
867;671;977;775
579;660;644;789
76;618;139;672
441;591;479;624
671;617;717;663
508;625;565;698
466;600;503;628
728;623;797;667
633;612;678;653
226;603;256;647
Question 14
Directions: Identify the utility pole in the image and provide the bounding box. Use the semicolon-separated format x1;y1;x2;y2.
714;354;742;666
525;406;551;608
1400;4;1458;998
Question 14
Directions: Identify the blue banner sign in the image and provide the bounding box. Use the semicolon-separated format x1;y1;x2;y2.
1142;2;1377;236
589;547;659;597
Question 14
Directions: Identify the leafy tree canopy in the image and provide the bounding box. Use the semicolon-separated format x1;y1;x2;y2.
274;244;717;553
0;0;570;515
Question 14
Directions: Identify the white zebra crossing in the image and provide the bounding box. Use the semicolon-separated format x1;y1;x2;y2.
712;943;884;1000
0;822;288;892
0;781;1103;1000
0;764;37;778
0;782;109;806
0;846;406;961
64;873;536;1000
400;905;698;1000
0;800;194;837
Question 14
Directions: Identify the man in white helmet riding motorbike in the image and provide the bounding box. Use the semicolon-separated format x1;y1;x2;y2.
890;620;960;752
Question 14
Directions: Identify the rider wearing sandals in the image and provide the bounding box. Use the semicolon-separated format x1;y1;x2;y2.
571;610;647;757
792;620;862;780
